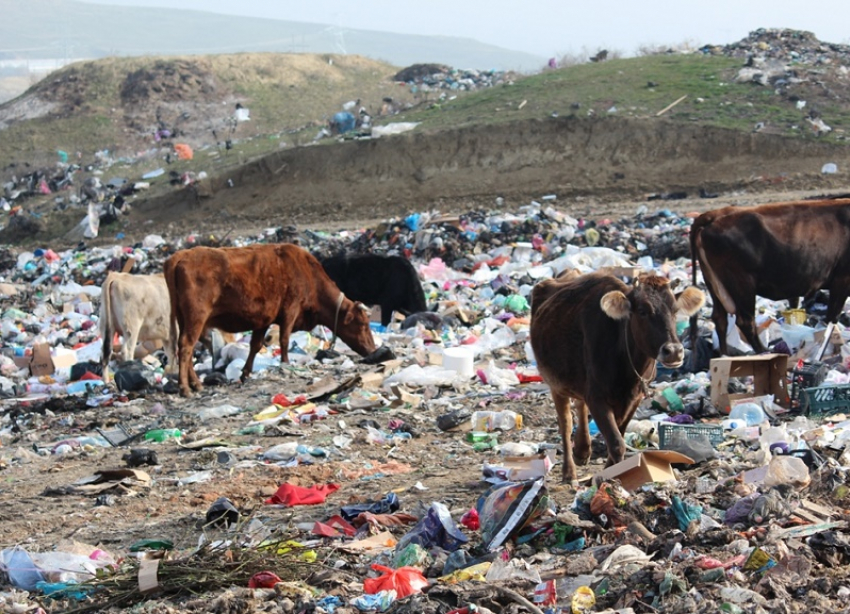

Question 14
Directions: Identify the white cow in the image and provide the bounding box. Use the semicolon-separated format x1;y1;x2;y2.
99;272;175;372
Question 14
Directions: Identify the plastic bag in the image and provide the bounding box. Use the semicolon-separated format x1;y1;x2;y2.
0;547;45;590
764;455;810;489
363;564;428;599
476;479;549;551
113;360;157;392
340;493;400;522
396;501;468;552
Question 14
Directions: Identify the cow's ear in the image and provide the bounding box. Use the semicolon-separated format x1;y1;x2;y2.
669;278;681;291
676;286;705;315
600;290;631;320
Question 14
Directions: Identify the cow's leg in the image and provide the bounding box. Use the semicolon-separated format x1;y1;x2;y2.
277;321;292;364
552;389;577;486
826;288;850;325
735;301;766;354
617;396;643;434
380;305;393;327
177;317;206;397
711;302;729;356
123;323;140;363
573;399;592;466
241;328;269;383
589;396;626;467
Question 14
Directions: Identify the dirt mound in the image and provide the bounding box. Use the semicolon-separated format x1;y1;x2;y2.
120;59;219;106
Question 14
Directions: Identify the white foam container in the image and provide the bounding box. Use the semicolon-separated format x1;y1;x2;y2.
442;346;474;377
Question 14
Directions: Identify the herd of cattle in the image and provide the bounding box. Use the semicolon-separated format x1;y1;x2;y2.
97;198;850;483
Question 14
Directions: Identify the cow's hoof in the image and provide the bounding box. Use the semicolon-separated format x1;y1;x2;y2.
190;381;203;392
574;454;591;466
180;388;193;398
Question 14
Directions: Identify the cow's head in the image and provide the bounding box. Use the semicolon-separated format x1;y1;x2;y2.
600;275;705;368
338;299;378;356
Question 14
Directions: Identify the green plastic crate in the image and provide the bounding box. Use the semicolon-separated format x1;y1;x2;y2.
658;422;725;449
802;384;850;416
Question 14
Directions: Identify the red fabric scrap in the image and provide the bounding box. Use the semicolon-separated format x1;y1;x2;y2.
248;571;282;588
264;482;340;506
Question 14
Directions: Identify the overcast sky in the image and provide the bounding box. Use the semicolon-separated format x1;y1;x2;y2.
85;0;850;58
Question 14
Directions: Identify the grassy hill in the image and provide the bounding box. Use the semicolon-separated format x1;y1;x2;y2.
396;54;850;139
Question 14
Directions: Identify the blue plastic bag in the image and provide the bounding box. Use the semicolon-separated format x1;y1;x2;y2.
396;501;468;552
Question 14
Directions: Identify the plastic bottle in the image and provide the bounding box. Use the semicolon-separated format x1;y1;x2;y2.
66;380;104;394
143;428;182;442
471;410;523;432
198;404;242;422
729;402;766;427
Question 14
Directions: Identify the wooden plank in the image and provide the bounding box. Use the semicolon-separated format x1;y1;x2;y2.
801;500;835;518
792;509;823;524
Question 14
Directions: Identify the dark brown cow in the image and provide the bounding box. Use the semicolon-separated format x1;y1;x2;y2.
690;199;850;354
164;244;377;397
530;272;704;484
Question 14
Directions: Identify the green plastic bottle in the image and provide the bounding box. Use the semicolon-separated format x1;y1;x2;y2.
144;428;182;442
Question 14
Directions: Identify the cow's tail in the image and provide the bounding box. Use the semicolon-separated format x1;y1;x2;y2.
163;256;180;372
688;216;704;356
100;272;115;378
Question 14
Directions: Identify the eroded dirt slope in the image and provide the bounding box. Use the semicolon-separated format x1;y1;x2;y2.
129;115;850;239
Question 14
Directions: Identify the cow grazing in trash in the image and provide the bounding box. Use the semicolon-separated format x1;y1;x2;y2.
530;271;704;484
320;253;427;327
164;244;377;397
690;198;850;354
100;272;175;374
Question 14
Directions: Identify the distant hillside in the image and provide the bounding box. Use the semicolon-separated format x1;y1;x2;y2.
0;0;545;72
0;53;410;169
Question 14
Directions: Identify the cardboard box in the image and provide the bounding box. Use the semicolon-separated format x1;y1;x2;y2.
596;450;694;491
29;342;55;376
709;353;789;412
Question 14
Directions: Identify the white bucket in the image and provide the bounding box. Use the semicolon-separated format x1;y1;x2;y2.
442;346;474;377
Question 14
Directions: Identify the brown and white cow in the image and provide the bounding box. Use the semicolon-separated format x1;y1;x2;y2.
690;198;850;354
99;272;174;372
530;272;704;484
164;244;377;397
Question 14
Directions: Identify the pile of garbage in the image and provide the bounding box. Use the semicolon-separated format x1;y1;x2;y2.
705;28;850;68
4;199;850;613
394;63;516;95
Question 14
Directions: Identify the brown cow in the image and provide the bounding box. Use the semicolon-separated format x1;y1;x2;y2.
690;199;850;354
164;244;377;397
530;272;704;484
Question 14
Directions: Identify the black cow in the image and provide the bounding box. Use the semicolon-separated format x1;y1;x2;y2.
320;253;427;327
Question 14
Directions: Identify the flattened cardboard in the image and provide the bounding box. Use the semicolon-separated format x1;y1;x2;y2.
71;468;152;495
138;558;160;593
709;353;789;412
29;342;55;376
597;450;694;491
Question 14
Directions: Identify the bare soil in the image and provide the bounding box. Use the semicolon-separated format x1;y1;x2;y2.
121;115;850;244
